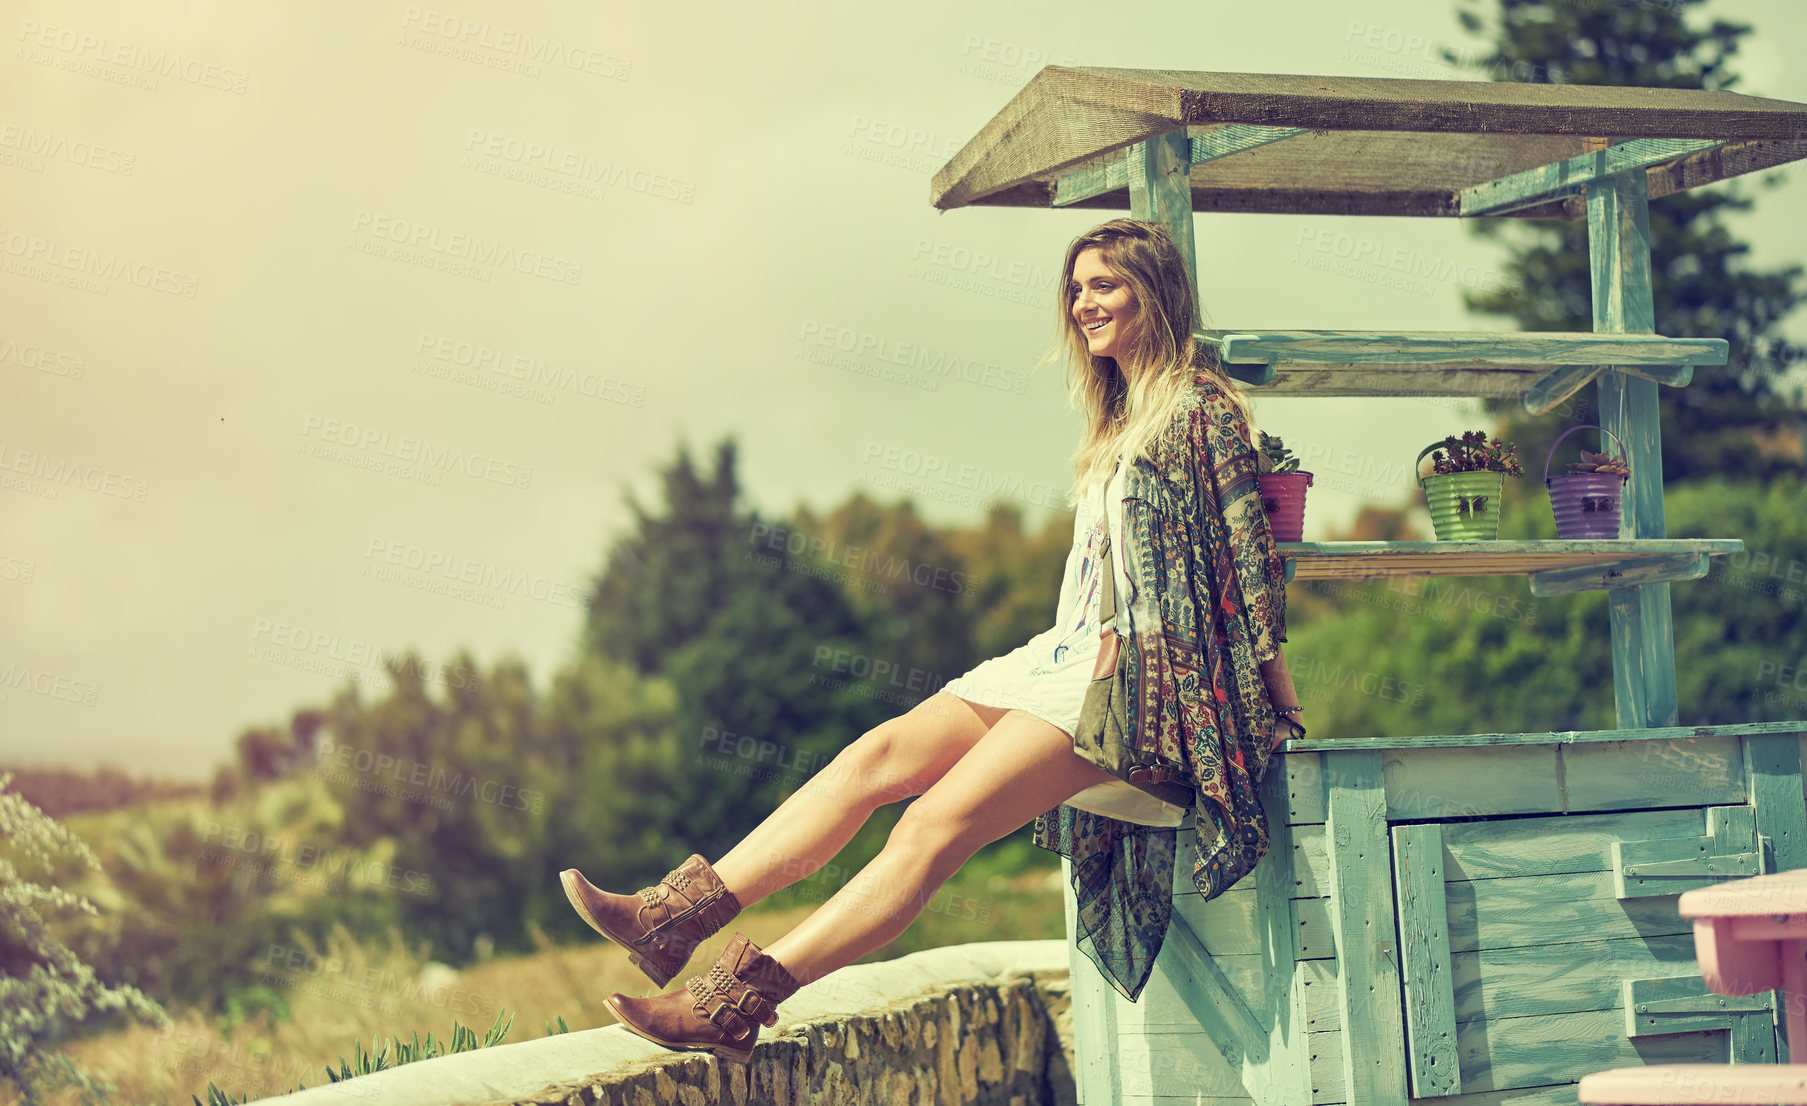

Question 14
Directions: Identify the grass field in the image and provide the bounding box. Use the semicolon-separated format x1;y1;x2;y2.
31;839;1067;1106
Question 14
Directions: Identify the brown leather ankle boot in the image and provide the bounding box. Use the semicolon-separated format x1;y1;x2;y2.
559;854;743;987
605;932;803;1065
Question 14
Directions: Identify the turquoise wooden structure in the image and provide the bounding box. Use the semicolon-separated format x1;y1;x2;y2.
929;70;1807;1104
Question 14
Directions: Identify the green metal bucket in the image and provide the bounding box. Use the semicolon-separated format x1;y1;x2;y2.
1417;442;1506;540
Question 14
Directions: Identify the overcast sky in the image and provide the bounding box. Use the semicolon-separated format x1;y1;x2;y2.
4;0;1803;780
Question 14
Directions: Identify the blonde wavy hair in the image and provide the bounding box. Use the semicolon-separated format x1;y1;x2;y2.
1043;218;1260;506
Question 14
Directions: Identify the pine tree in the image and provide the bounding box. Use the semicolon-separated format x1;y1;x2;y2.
1447;0;1807;482
577;437;883;868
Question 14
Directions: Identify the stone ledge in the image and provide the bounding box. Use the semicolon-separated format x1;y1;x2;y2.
251;940;1076;1106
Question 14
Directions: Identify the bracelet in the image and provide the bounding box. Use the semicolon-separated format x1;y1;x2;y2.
1275;705;1304;717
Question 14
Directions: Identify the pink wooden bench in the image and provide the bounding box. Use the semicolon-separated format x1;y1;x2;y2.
1580;1064;1807;1104
1580;869;1807;1105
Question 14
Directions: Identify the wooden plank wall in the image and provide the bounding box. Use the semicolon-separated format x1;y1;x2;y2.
1071;733;1807;1104
1284;736;1747;823
1277;734;1807;1102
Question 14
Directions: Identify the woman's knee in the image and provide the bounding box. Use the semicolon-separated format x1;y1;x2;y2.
825;696;987;803
885;793;977;872
820;720;924;807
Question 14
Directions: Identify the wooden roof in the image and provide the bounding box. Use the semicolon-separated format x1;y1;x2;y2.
929;68;1807;219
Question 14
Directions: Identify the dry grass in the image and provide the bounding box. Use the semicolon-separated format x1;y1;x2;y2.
29;906;820;1106
25;859;1064;1106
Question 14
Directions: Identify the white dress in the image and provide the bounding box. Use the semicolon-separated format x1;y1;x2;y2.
940;459;1135;736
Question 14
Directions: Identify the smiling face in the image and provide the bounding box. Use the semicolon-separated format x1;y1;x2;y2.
1069;247;1140;364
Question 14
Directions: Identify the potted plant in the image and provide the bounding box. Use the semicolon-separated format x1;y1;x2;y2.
1543;424;1630;539
1415;430;1523;540
1256;432;1313;542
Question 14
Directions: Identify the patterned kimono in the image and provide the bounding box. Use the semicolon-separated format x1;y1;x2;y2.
1031;371;1289;1002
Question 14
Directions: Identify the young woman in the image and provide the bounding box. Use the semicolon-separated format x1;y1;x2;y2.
560;217;1303;1064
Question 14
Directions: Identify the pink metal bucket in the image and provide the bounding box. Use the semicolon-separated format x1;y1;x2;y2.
1257;472;1313;542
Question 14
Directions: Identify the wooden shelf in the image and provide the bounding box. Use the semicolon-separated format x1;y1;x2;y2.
1277;718;1806;754
1280;539;1742;593
1224;362;1557;398
1198;328;1723;407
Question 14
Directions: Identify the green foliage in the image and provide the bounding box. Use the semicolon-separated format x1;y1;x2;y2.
0;767;202;819
192;1082;250;1106
0;772;168;1106
215;983;290;1035
1258;432;1301;474
59;777;402;1012
1425;431;1525;477
209;708;327;806
786;491;986;703
941;502;1074;664
583;438;783;677
321;1007;514;1083
302;649;575;959
1567;450;1630;477
1667;478;1807;724
534;653;692;935
576;437;886;872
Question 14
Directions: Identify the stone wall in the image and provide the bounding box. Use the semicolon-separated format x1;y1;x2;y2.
254;940;1076;1106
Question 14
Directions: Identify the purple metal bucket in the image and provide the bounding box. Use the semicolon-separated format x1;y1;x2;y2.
1543;424;1629;539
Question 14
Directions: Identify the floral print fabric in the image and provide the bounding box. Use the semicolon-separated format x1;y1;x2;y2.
1032;372;1289;1002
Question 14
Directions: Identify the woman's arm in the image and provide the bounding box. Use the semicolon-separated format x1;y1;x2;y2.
1261;645;1303;750
1188;383;1300;749
1260;648;1300;710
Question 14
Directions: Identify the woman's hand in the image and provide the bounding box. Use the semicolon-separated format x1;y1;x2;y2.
1269;716;1303;752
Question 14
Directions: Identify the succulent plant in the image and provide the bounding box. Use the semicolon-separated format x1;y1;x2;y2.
1567;448;1630;477
1258;432;1300;475
1427;430;1524;477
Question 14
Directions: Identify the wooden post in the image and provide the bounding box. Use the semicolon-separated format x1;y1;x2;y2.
1060;858;1126;1101
1324;750;1410;1106
1129;129;1201;307
1587;163;1680;728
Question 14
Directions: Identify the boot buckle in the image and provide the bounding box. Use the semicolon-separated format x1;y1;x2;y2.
706;987;764;1027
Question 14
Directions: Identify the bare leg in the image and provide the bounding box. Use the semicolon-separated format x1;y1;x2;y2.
708;691;1004;907
764;708;1118;982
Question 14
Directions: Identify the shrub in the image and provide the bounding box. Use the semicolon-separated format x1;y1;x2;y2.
0;772;168;1105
